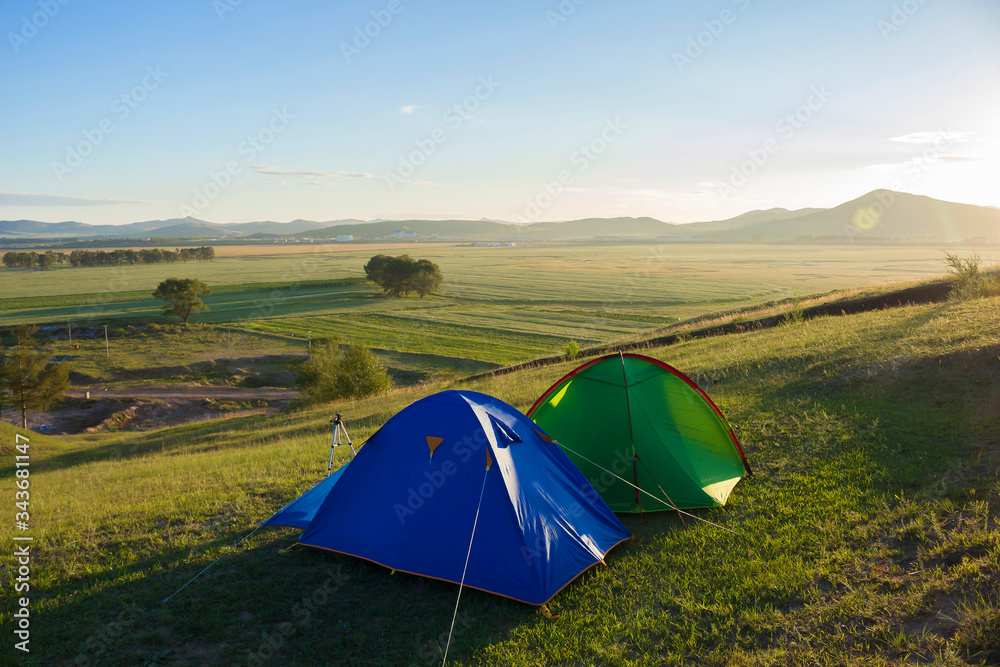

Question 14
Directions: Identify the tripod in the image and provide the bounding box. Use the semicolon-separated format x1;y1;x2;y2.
327;413;356;475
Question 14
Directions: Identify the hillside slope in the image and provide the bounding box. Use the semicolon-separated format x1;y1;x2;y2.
709;190;1000;242
10;289;999;666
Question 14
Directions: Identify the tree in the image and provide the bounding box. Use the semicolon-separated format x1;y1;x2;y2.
152;278;211;324
363;254;393;286
1;327;70;428
363;254;443;298
412;259;443;297
294;340;392;405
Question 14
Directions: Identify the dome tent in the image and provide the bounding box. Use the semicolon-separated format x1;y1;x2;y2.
264;390;631;605
527;353;750;513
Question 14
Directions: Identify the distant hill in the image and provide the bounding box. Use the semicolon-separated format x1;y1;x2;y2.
299;216;674;240
205;219;328;236
129;221;239;239
696;191;1000;242
300;219;512;240
0;217;354;239
691;207;826;233
525;217;676;238
2;191;998;242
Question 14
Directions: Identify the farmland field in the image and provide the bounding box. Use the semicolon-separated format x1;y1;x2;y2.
3;242;997;365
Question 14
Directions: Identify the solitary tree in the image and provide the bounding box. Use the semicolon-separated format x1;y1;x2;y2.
1;327;70;428
294;340;392;405
363;254;443;297
152;278;212;324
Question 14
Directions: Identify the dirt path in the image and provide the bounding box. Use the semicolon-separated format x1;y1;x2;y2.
67;386;298;400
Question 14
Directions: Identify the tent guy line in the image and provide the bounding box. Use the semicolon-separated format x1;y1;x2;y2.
161;525;263;605
554;441;740;536
441;460;491;667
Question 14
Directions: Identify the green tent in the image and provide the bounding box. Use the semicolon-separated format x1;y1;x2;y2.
527;353;750;513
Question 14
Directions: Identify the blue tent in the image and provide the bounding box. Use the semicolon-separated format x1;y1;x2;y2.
264;390;631;605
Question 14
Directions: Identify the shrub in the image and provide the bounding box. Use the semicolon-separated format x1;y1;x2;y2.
782;303;805;326
294;341;392;405
945;252;1000;300
563;340;580;361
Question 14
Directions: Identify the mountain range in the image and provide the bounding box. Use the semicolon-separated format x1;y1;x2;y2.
1;191;997;243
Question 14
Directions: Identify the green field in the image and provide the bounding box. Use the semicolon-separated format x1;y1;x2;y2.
1;290;997;665
3;242;997;366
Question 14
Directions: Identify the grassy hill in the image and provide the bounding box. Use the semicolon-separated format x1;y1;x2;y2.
2;287;997;665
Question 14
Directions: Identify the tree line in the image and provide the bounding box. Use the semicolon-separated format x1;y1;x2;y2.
363;254;443;297
1;250;69;270
2;246;215;270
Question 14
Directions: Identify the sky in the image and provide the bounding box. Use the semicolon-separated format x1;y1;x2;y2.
1;0;998;225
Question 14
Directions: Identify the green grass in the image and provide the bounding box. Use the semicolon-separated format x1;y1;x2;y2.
241;305;659;365
0;278;367;312
5;243;996;367
1;293;997;665
27;323;496;386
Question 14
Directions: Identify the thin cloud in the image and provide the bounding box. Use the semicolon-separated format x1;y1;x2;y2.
865;155;983;171
250;165;374;179
889;131;975;144
399;105;417;114
0;191;148;206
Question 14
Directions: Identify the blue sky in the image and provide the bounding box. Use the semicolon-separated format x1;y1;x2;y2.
1;0;998;225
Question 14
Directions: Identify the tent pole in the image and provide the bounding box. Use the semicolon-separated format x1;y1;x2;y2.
635;456;686;529
617;351;642;517
441;454;491;666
